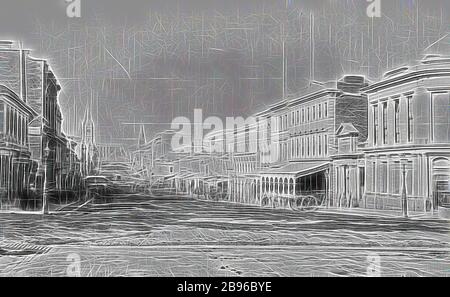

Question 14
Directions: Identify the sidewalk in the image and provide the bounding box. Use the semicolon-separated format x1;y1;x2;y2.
317;207;442;220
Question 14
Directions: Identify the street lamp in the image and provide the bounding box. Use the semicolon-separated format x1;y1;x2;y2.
42;142;51;215
400;157;409;218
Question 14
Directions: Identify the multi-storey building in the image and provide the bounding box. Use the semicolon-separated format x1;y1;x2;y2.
0;40;81;210
257;75;368;208
149;54;449;216
0;84;36;210
361;55;450;213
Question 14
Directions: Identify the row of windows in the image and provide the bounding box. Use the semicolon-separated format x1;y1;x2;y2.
0;102;28;146
279;133;329;160
367;161;413;195
236;162;257;173
279;102;329;131
372;95;413;146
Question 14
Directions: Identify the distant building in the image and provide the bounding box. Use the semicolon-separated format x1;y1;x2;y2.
97;143;128;163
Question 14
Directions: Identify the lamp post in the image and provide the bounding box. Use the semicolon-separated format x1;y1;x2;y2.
401;157;408;218
42;142;51;215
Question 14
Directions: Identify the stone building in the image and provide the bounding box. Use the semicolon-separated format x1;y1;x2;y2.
361;55;450;213
257;75;368;208
0;40;81;210
0;84;36;210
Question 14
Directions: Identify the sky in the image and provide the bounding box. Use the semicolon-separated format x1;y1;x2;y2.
1;0;449;147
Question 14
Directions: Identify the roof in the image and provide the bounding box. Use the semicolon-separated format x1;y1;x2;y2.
336;123;360;137
362;54;450;94
0;85;38;117
262;161;330;177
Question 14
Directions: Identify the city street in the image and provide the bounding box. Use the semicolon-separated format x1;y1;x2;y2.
0;194;448;277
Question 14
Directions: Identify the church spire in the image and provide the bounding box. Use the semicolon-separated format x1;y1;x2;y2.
82;97;95;145
138;124;147;147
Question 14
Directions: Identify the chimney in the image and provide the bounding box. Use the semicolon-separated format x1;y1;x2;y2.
0;40;14;49
337;75;368;94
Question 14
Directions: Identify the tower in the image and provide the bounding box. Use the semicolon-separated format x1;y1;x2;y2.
138;124;147;148
82;100;95;146
81;100;97;175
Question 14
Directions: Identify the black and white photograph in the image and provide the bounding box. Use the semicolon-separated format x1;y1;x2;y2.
0;0;449;281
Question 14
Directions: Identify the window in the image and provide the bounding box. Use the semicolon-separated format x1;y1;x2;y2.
380;162;388;193
318;104;322;119
372;161;376;192
307;107;310;122
307;136;310;156
324;134;328;155
312;106;316;121
324;102;328;118
312;135;315;156
6;106;10;135
373;104;378;145
0;103;4;133
301;137;305;157
407;95;413;142
290;138;295;158
431;92;450;143
13;109;17;141
394;99;400;143
296;110;299;125
302;108;305;123
18;114;22;145
318;134;322;156
406;161;413;195
392;161;400;194
382;102;388;145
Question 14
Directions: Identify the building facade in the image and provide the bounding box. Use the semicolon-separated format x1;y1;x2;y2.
0;84;36;210
143;55;450;216
0;40;82;210
256;75;368;208
361;55;450;213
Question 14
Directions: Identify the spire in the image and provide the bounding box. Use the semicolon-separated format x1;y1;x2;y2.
81;97;95;145
138;124;147;147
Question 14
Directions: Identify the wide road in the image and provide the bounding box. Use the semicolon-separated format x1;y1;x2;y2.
0;194;449;276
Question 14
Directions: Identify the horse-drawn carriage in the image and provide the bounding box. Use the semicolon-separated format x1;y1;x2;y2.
260;190;327;211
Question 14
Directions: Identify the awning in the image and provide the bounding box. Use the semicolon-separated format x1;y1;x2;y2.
262;161;330;178
204;175;229;183
175;172;196;179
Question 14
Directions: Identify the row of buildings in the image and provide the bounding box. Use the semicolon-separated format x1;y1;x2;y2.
0;41;97;211
133;54;450;215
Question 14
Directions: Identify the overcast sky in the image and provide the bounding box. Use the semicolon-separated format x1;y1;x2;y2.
1;0;449;147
